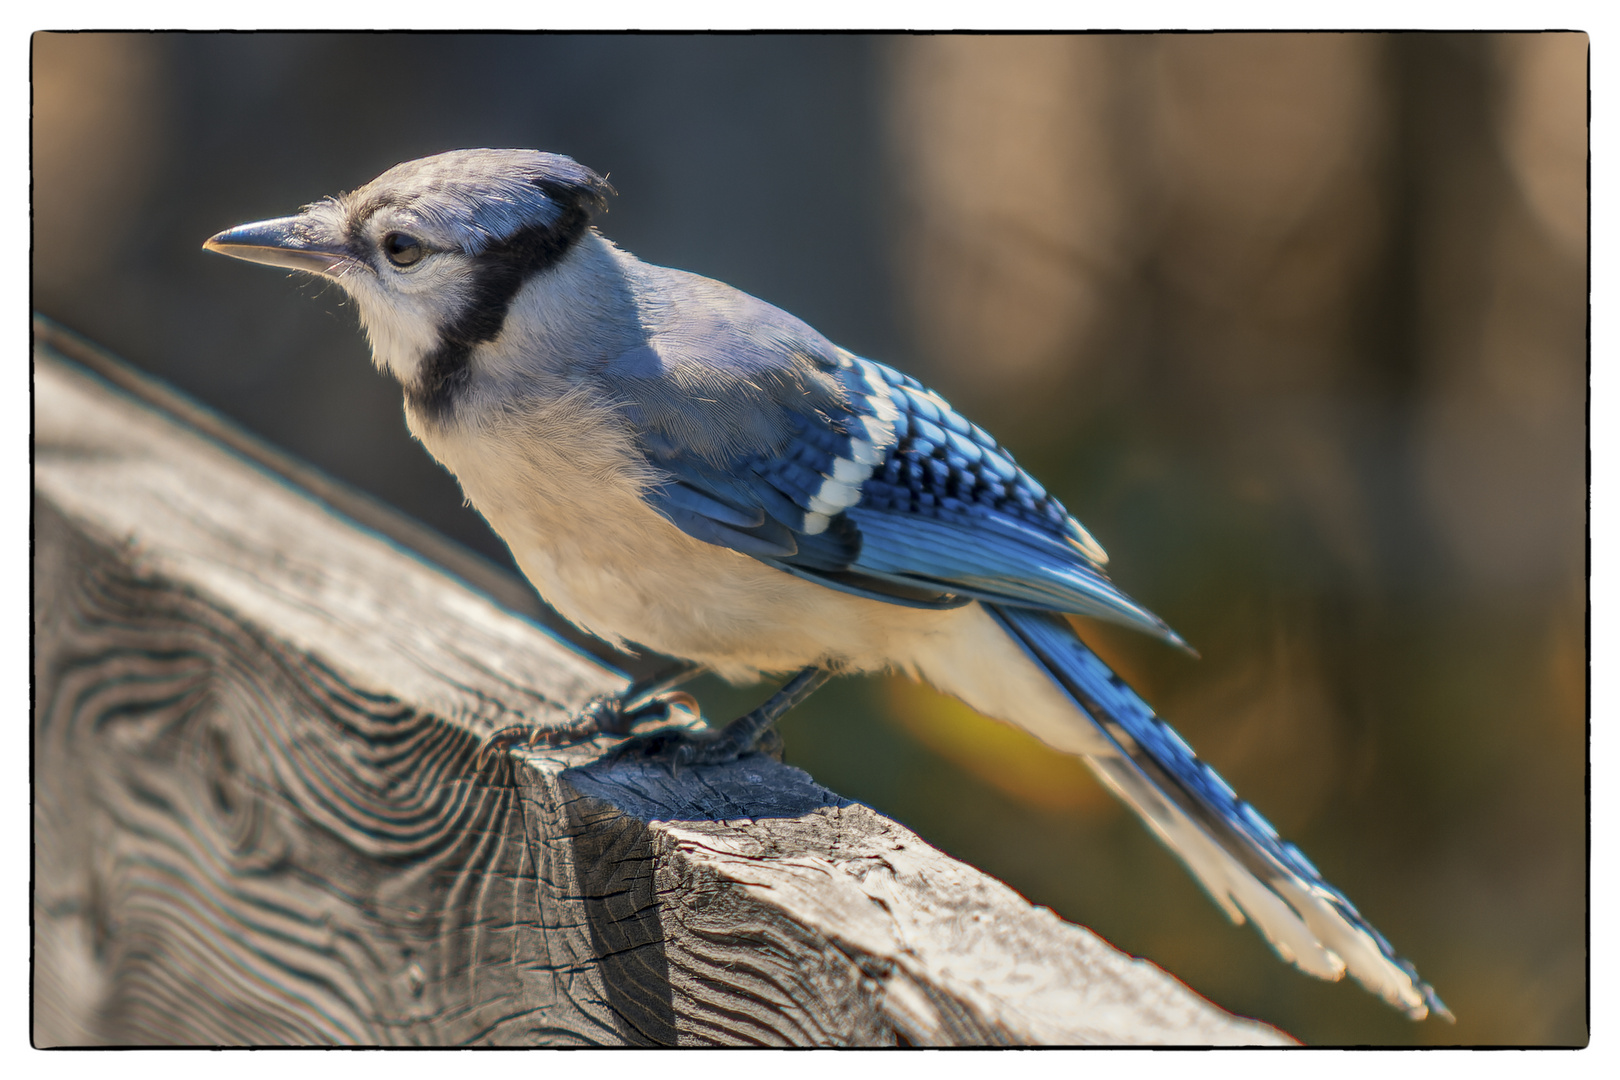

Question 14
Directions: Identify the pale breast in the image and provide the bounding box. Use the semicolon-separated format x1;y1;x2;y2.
407;386;938;680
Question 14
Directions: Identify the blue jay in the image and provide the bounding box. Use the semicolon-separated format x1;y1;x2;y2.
205;148;1448;1022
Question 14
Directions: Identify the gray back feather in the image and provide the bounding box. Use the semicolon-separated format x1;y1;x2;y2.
599;263;850;466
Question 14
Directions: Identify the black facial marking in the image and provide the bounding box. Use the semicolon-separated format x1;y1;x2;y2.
407;185;598;420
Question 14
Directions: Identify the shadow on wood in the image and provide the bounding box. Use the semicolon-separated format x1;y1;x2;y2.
31;319;1292;1046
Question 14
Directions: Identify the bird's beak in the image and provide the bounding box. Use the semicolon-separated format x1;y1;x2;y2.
203;215;360;277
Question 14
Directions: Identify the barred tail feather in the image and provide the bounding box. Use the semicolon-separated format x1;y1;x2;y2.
986;604;1450;1022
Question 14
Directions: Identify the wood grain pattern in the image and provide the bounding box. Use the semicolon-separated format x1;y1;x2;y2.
32;334;1291;1046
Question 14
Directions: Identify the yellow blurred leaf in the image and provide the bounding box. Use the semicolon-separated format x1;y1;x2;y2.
883;677;1116;817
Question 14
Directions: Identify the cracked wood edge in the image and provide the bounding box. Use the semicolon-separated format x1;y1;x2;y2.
32;341;1291;1046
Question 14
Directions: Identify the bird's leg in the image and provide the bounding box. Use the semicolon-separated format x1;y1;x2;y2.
578;659;707;735
475;660;704;768
700;666;832;760
610;665;834;769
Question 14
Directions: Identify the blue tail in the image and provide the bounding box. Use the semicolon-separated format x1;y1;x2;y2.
988;604;1450;1021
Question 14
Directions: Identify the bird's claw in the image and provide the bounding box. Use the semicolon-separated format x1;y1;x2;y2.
605;722;784;776
474;689;705;770
602;667;822;775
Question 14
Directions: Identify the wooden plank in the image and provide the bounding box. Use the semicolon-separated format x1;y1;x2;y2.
32;335;1291;1046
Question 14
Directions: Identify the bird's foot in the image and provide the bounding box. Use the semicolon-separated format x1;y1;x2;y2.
604;666;830;775
577;688;705;737
605;716;786;773
474;688;703;770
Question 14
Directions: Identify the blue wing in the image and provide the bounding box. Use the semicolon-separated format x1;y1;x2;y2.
637;348;1185;645
625;338;1448;1019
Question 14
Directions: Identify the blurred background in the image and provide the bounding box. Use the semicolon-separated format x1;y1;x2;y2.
32;33;1586;1045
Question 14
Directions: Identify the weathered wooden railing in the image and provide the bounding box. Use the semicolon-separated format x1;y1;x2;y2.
32;319;1290;1047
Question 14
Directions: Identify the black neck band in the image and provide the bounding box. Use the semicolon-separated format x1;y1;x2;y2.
408;198;593;420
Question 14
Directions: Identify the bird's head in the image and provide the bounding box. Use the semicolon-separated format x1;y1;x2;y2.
204;149;615;402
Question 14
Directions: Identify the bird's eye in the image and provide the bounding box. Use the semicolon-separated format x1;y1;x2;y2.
381;232;426;267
